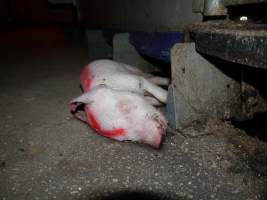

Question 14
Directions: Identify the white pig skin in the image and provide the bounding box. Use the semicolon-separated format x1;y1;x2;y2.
80;59;169;103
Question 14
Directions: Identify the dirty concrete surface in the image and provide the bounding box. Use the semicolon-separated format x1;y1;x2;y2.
0;27;267;200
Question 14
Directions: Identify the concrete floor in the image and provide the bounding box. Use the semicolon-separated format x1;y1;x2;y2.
0;27;267;200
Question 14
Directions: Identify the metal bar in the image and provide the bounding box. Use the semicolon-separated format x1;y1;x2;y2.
204;0;227;16
224;0;267;6
190;21;267;70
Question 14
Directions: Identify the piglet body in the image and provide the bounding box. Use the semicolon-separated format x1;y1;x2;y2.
80;59;169;103
70;87;167;148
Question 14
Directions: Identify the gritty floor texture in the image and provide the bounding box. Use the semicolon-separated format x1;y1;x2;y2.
0;27;267;200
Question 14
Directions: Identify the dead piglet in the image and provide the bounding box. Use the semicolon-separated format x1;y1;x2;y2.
80;59;169;104
70;87;167;148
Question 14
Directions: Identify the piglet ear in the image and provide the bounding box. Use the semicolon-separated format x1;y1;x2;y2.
69;101;87;122
69;92;94;123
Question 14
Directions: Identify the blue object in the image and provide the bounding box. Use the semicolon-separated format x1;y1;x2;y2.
129;32;184;63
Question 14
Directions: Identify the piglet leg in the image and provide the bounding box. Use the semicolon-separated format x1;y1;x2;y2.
144;96;163;106
70;92;94;122
142;78;168;103
148;77;170;86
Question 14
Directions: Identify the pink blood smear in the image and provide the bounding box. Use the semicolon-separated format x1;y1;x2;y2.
80;67;92;91
85;104;127;139
80;65;127;138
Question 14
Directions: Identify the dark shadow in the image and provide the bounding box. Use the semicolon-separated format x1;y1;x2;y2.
200;53;267;106
199;43;267;99
141;54;171;78
227;3;267;25
198;54;267;143
261;189;267;200
200;53;243;82
232;112;267;142
88;190;186;200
